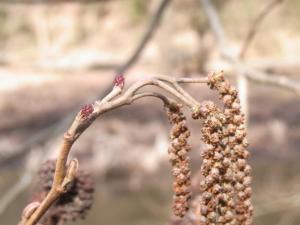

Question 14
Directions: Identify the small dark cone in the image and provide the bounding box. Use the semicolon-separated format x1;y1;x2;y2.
38;159;56;191
34;160;94;225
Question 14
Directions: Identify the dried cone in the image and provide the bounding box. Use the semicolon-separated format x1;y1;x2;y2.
35;160;94;225
165;102;192;217
191;72;253;225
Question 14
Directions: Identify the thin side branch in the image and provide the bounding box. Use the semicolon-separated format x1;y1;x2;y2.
156;75;207;105
200;0;226;48
20;74;208;225
129;92;172;106
199;0;233;61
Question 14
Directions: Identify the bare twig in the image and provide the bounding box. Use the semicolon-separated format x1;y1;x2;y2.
0;118;72;170
199;0;225;49
20;74;208;225
239;0;285;60
244;67;300;94
199;0;233;61
0;137;61;216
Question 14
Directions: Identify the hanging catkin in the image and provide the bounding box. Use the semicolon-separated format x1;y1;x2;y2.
190;72;253;225
165;102;192;217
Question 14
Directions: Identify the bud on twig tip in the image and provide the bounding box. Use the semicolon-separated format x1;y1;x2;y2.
114;74;125;88
80;104;94;119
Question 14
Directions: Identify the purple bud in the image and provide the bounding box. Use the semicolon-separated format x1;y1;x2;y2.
114;74;125;88
80;104;94;118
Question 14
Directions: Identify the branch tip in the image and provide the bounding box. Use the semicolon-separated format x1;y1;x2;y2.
80;104;94;119
114;74;125;88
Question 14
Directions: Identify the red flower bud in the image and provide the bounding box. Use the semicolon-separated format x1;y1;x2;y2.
114;74;125;88
80;104;94;118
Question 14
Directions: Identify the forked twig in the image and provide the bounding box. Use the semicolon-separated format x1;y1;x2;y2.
19;74;208;225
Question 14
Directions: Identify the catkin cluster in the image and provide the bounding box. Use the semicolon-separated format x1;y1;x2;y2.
191;72;253;225
165;103;192;217
35;160;94;225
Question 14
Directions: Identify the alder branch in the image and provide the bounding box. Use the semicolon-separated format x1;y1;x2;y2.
199;0;233;61
20;74;208;225
130;92;172;105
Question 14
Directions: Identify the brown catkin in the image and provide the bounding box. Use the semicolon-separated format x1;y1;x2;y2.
165;102;192;217
34;160;94;225
191;72;253;225
193;101;234;224
208;72;253;225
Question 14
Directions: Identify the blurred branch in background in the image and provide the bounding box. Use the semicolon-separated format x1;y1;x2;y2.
0;174;32;215
0;113;74;169
199;0;297;124
199;0;230;60
0;0;170;72
244;68;300;94
239;0;285;60
0;127;64;215
116;0;171;74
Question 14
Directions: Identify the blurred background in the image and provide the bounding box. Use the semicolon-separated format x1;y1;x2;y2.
0;0;300;224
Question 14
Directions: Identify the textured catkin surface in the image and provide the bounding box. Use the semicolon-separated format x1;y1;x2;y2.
165;103;192;218
35;160;94;225
189;72;253;225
